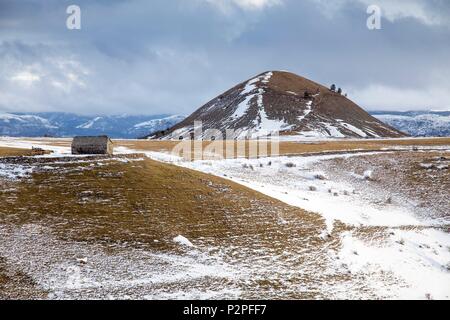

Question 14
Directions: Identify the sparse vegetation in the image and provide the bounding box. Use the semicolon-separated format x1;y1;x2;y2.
285;162;296;168
0;257;47;299
0;138;448;299
243;163;255;170
0;155;341;299
317;151;450;220
117;137;450;159
10;137;449;160
0;147;49;157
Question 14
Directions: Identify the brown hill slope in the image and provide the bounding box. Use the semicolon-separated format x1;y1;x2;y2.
153;71;406;140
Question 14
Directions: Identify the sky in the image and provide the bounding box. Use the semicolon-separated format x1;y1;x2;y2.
0;0;449;115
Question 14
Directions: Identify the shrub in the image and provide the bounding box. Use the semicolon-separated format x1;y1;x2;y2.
285;162;296;168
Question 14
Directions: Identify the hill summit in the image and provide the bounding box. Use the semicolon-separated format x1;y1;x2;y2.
154;71;406;140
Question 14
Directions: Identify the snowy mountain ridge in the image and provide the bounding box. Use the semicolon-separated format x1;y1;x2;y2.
371;111;450;137
0;112;185;138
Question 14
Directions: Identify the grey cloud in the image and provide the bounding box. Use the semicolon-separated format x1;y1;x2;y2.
0;0;449;115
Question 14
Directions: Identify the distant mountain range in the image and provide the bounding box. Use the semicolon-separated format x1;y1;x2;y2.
1;109;448;139
0;112;185;138
370;111;450;137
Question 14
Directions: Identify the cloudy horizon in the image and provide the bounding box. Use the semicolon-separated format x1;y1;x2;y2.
1;0;449;116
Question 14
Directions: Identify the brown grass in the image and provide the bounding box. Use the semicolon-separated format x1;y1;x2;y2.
3;146;442;298
0;257;47;300
278;138;450;155
0;147;48;157
8;137;449;159
116;138;450;159
0;157;325;252
1;156;343;298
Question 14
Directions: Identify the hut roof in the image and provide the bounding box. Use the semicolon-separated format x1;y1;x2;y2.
72;136;113;144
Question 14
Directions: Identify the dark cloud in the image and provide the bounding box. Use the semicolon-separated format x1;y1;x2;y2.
0;0;449;115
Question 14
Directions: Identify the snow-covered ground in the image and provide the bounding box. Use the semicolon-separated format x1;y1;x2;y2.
0;224;241;300
180;154;431;231
1;137;449;299
130;148;450;299
0;137;71;156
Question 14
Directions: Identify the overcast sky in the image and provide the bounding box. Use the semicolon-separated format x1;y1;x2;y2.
0;0;449;115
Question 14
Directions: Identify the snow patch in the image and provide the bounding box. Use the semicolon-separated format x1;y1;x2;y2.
341;123;368;137
134;115;184;129
297;101;313;122
338;229;450;299
232;72;273;120
0;163;33;180
77;117;102;129
173;235;194;247
321;123;345;138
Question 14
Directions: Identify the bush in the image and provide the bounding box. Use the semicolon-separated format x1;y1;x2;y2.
285;162;296;168
314;174;327;180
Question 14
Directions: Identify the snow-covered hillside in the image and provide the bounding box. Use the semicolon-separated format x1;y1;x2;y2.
156;71;405;140
371;111;450;137
0;113;58;137
0;113;184;138
167;150;450;299
131;115;185;137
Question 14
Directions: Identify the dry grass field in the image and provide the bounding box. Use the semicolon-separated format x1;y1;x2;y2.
119;137;450;159
0;147;48;157
1;155;355;299
0;157;322;248
3;137;449;159
0;137;449;299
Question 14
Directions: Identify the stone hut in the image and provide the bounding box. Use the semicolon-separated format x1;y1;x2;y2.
71;136;114;155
